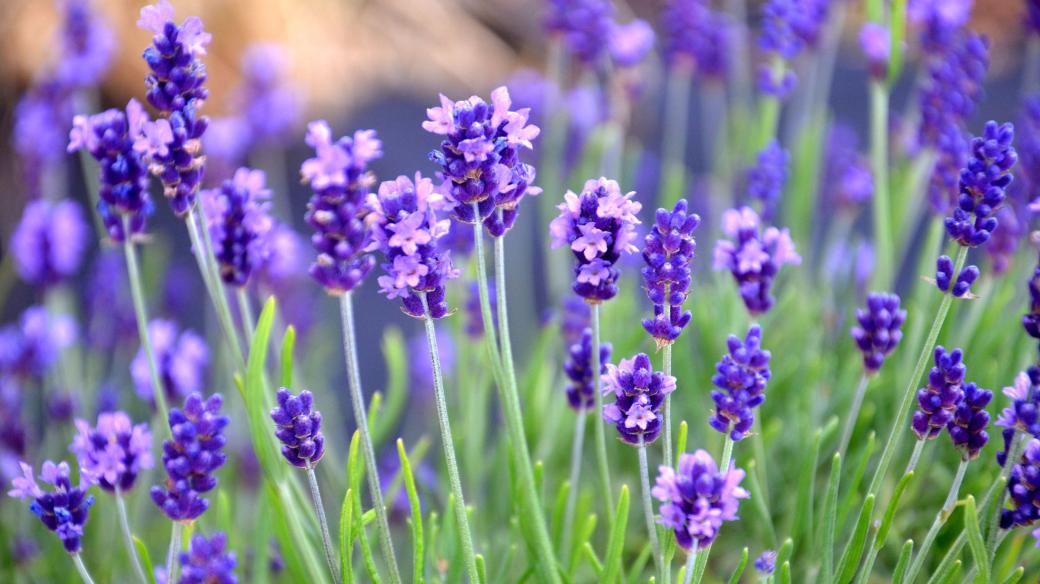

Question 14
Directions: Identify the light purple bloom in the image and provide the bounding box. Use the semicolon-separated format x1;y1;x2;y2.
652;449;749;550
131;320;209;406
11;199;89;288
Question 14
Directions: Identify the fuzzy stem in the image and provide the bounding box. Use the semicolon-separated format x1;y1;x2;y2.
121;217;170;430
71;553;97;584
561;408;588;563
692;436;734;583
236;287;255;344
184;212;245;367
639;439;663;582
307;464;342;584
338;292;402;584
904;459;969;582
682;551;697;584
905;439;926;475
663;342;674;468
166;521;183;584
591;304;615;516
420;293;480;583
115;486;149;584
838;374;871;457
869;80;892;290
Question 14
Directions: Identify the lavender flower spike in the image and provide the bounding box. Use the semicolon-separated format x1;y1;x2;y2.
70;412;154;492
641;199;700;346
201;167;274;287
11;199;89;288
1000;438;1040;529
947;382;991;461
602;353;677;445
850;292;906;374
713;207;800;315
270;388;325;468
710;325;772;441
179;532;237;583
652;449;749;550
564;328;612;410
935;255;980;297
745;141;788;220
131;319;209;407
911;347;967;441
995;369;1040;467
8;461;95;553
945;121;1019;247
151;393;228;522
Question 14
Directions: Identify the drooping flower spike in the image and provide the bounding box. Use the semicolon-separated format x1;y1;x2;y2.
11;199;89;289
602;353;677;445
709;325;771;441
8;461;95;553
550;177;642;303
201;167;274;287
713;206;800;316
652;449;749;550
935;255;980;297
178;532;237;584
270;388;325;468
850;292;907;374
564;328;612;411
70;412;154;492
911;347;967;441
945;121;1018;247
641;199;700;345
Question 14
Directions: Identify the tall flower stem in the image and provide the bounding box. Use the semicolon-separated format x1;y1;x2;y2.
904;439;926;475
561;408;587;563
166;521;183;584
121;217;170;430
838;374;871;456
115;486;149;584
492;229;564;582
869;80;892;290
420;293;480;584
638;438;663;582
904;459;970;582
986;430;1027;554
236;287;255;344
306;463;342;584
691;436;734;584
338;291;402;584
663;343;674;468
591;303;615;516
682;551;697;584
71;553;97;584
184;212;245;368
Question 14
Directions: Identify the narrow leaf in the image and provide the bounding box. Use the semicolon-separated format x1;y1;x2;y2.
340;488;354;583
778;561;791;584
821;453;842;583
963;496;990;584
1000;567;1025;584
280;325;295;389
875;471;915;549
372;327;408;448
582;543;603;577
726;547;749;584
132;536;156;584
892;540;913;584
601;485;630;584
675;421;688;467
397;439;425;584
836;494;875;584
936;560;961;584
793;430;821;556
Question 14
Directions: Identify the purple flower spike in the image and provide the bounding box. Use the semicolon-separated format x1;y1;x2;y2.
0;306;77;380
662;0;730;80
11;199;89;289
151;393;229;522
301;122;382;294
911;347;967;441
755;550;778;575
131;320;209;407
935;255;980;296
996;369;1040;466
824;123;873;209
641;199;700;345
947;382;991;461
464;282;496;338
709;325;772;441
270;388;325;468
1000;438;1040;529
550;177;642;303
564;328;612;411
560;295;593;344
70;412;154;492
651;449;748;550
945;121;1018;247
7;461;95;553
545;0;614;65
745;141;788;220
179;532;237;584
602;353;676;445
202;168;274;287
1026;261;1040;339
859;23;891;79
850;292;907;374
712;207;801;315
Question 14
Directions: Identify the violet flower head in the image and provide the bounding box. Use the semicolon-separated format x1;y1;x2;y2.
1025;257;1040;339
367;174;460;319
8;461;95;553
912;346;967;440
137;0;212;216
550;177;643;303
602;353;677;445
1017;96;1040;209
270;388;325;468
564;328;612;411
823;123;873;209
1000;438;1040;530
713;207;801;315
545;0;614;65
947;382;991;460
424;87;541;235
56;0;116;88
710;325;771;441
935;255;979;297
0;306;77;380
910;0;974;53
661;0;730;80
860;22;891;79
609;19;656;68
757;0;825;97
11;199;89;288
641;199;700;345
131;320;209;407
745;141;788;220
301;122;382;294
560;295;593;344
201;167;273;287
945;121;1018;247
996;370;1040;466
850;292;907;374
755;550;778;575
234;44;300;147
652;449;749;550
151;393;229;522
70;412;153;492
179;532;237;584
984;206;1022;276
464;282;496;338
14;81;73;195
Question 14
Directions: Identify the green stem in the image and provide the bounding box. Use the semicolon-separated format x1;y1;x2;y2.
115;487;149;584
682;551;697;584
663;342;674;475
71;553;96;584
838;374;871;457
561;408;587;564
905;439;926;475
307;464;343;584
660;64;692;208
541;38;570;303
904;459;969;582
121;217;170;429
236;287;255;344
338;292;402;584
692;437;735;583
986;431;1027;555
591;304;615;516
869;80;892;290
184;212;245;368
420;293;480;583
638;440;663;582
166;521;183;584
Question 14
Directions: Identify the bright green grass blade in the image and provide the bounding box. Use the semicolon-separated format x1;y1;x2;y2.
372;327;407;448
875;471;915;549
727;547;749;584
963;496;990;584
601;485;630;584
397;439;425;584
279;324;295;389
836;494;875;584
892;540;913;584
1000;567;1025;584
132;536;155;584
821;453;841;583
340;487;354;584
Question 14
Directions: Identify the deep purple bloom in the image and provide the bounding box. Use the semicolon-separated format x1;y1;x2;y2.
755;550;778;575
201;168;273;287
367;174;460;319
550;177;642;303
709;325;771;441
270;388;325;468
564;328;611;411
1018;97;1040;210
70;412;154;492
661;0;730;79
151;393;229;522
641;199;700;345
179;532;237;583
1000;438;1040;529
912;347;967;440
713;207;801;315
11;199;89;288
860;23;891;79
945;121;1018;247
301;122;381;294
602;353;676;445
935;255;979;297
7;461;95;553
948;382;991;460
745;141;788;220
1026;258;1040;340
131;320;209;406
652;450;748;550
424;87;541;234
910;0;973;53
757;0;827;96
851;292;907;374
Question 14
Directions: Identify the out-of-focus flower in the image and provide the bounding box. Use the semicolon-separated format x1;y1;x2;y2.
602;353;676;445
661;0;730;80
745;141;787;220
151;393;228;522
55;0;115;88
859;23;891;79
652;449;748;550
712;207;800;315
178;532;237;583
823;123;873;210
11;199;89;288
755;550;778;575
70;412;153;492
1000;438;1040;529
7;461;95;553
131;320;209;407
564;328;611;411
233;44;301;147
0;306;77;380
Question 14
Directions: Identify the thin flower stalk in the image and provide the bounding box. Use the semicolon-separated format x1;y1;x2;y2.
183;211;245;368
114;486;148;584
236;287;254;343
690;436;735;584
72;553;96;584
904;459;970;582
870;80;892;290
838;374;870;456
682;551;696;584
662;343;674;476
591;304;614;514
166;521;183;584
561;408;586;562
306;462;341;584
638;436;663;582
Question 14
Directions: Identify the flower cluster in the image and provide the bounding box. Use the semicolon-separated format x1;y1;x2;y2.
1000;438;1040;530
713;207;800;315
464;282;496;338
151;393;229;522
550;177;642;303
661;0;730;79
560;295;593;344
948;382;992;460
233;44;300;148
641;199;700;345
424;87;541;235
137;0;212;216
564;328;612;411
746;141;788;220
859;23;891;79
996;370;1040;466
367;174;459;319
912;347;967;440
545;0;655;69
709;325;772;441
11;199;89;288
70;412;154;492
850;292;906;374
823;124;873;209
935;255;980;297
945;121;1018;247
1026;260;1040;340
0;306;77;380
179;532;237;584
270;388;325;468
131;320;209;406
301;122;383;294
201;167;274;287
755;550;778;575
756;0;826;97
652;450;748;550
8;461;95;553
602;353;676;445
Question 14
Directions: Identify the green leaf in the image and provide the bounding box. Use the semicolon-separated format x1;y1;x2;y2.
581;543;603;577
372;327;408;448
346;431;381;584
132;536;156;584
892;540;913;584
569;513;597;576
340;488;354;583
936;560;962;584
875;471;915;549
476;554;486;584
601;485;630;584
793;430;821;556
552;481;569;549
963;496;990;584
836;494;875;584
889;0;908;83
726;547;749;584
1000;567;1025;584
778;561;791;584
397;439;425;584
820;453;841;583
675;421;688;467
776;537;794;569
839;432;876;528
626;544;652;584
280;324;295;388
